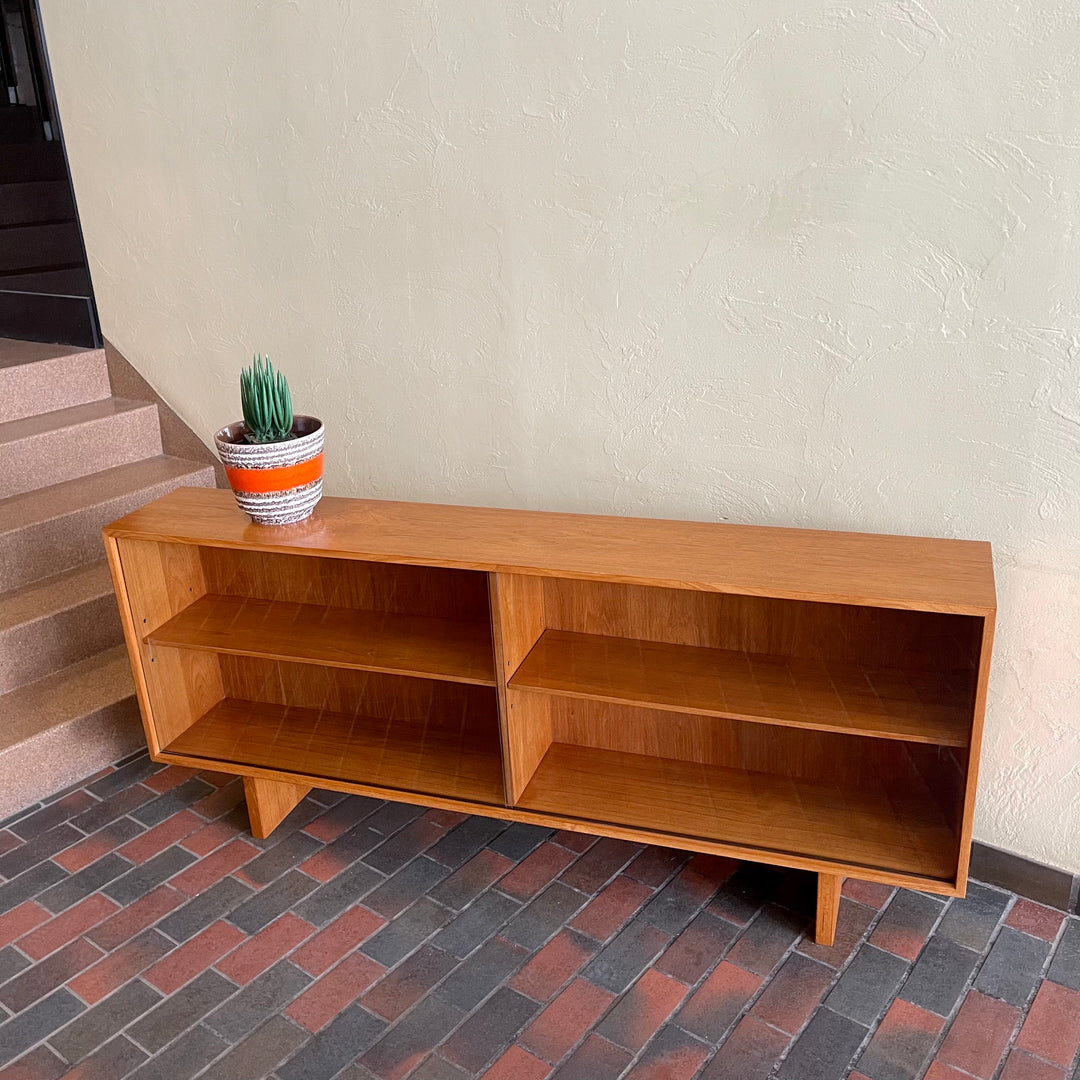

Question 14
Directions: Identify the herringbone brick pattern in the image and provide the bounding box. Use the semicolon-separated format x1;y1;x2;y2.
0;750;1078;1080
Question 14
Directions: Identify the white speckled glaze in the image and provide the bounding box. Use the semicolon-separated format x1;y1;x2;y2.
41;0;1080;874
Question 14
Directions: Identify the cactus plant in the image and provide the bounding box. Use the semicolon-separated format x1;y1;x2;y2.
240;354;294;443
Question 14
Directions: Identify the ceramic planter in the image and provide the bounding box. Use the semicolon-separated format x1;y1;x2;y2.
215;414;324;525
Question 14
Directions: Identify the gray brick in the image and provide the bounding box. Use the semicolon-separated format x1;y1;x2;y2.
638;870;714;935
57;1035;147;1079
560;838;641;894
51;979;163;1063
293;863;382;928
361;897;453;967
0;1044;66;1080
440;987;538;1073
276;1004;386;1080
364;821;444;874
0;989;84;1067
127;1023;228;1080
131;778;215;826
777;1007;868;1080
227;870;319;934
87;757;165;798
826;944;910;1025
197;1015;308;1080
550;1034;632;1080
899;936;981;1016
428;816;507;868
236;831;321;886
936;883;1011;952
365;857;451;919
0;860;66;914
38;853;132;913
727;904;807;976
360;995;464;1078
70;785;155;834
0;937;103;1012
502;883;587;950
1048;917;1080;992
709;863;787;924
128;970;235;1054
487;823;554;861
103;846;197;906
432;890;520;958
0;823;82;880
303;796;383;839
159;876;255;942
584;920;672;994
975;926;1051;1006
9;791;95;840
363;801;427;837
408;1057;471;1080
313;821;382;867
0;946;31;984
205;960;311;1043
435;936;529;1011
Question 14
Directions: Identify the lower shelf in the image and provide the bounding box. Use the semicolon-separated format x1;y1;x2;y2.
515;742;958;881
163;697;505;806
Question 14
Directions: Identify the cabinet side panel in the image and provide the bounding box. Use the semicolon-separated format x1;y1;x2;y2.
114;538;223;750
491;573;549;802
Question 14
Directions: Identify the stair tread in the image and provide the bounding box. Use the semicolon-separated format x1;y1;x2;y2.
0;395;156;443
0;455;217;535
0;559;113;633
0;645;135;751
0;337;99;370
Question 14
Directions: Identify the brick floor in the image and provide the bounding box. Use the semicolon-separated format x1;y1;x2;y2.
0;750;1078;1080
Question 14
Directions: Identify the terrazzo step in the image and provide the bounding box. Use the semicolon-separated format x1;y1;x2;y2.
0;395;163;499
0;560;121;694
0;454;217;591
0;645;142;819
0;338;109;423
0;221;83;273
0;179;74;227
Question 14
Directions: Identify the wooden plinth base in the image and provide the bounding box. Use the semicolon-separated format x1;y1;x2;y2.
243;775;311;839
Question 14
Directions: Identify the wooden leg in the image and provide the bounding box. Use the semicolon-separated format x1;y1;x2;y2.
243;776;311;839
816;872;843;946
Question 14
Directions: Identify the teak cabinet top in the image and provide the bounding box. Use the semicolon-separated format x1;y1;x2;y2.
104;487;996;615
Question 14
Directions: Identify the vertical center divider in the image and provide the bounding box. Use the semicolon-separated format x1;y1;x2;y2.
489;572;550;804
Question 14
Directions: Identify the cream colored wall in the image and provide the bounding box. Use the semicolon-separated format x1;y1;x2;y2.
41;0;1080;873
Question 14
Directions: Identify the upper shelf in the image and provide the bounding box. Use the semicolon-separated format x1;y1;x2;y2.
147;594;497;686
509;630;973;746
104;487;996;615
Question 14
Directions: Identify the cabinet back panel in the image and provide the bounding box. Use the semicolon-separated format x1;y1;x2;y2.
542;579;982;672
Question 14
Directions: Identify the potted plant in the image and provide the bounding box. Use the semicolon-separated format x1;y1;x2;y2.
214;355;324;525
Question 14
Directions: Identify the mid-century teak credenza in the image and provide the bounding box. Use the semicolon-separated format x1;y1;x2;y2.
103;486;996;945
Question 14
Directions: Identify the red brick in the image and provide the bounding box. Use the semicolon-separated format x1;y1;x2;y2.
510;930;597;1001
423;808;466;829
1015;980;1080;1067
292;906;386;975
85;885;184;950
0;937;103;1012
145;921;246;994
52;822;134;873
857;998;945;1080
0;901;49;948
18;895;120;961
499;843;577;900
481;1045;552;1080
843;878;895;908
196;769;235;788
655;912;737;986
1006;899;1067;943
0;829;19;855
923;1065;974;1080
300;847;356;884
938;990;1021;1078
571;876;652;943
285;952;385;1032
215;913;314;983
551;830;595;852
0;1043;68;1079
117;810;204;864
170;837;259;895
520;978;615;1063
190;780;245;820
624;1027;711;1080
751;952;835;1034
596;969;688;1052
180;818;242;857
702;1015;789;1079
68;930;174;1004
142;765;199;793
799;898;876;965
999;1050;1068;1080
676;961;762;1041
362;944;458;1020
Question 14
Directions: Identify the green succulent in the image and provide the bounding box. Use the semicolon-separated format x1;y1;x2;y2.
240;354;294;443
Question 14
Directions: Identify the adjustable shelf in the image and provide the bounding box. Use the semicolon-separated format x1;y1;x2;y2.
104;486;996;946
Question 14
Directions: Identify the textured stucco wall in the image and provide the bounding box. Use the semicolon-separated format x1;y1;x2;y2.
40;0;1080;872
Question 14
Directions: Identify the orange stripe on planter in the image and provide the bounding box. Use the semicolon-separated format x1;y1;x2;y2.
225;453;324;494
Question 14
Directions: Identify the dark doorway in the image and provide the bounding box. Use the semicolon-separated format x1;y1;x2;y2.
0;0;99;347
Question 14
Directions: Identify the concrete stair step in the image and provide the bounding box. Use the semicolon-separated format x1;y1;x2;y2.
0;221;83;274
0;339;110;423
0;454;217;591
0;266;90;295
0;395;163;500
0;560;121;694
0;645;142;818
0;142;66;184
0;180;74;227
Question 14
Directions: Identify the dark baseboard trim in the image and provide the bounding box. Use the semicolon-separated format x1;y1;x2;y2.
971;841;1080;915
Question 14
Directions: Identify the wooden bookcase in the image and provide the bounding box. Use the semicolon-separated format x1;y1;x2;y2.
103;487;996;945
